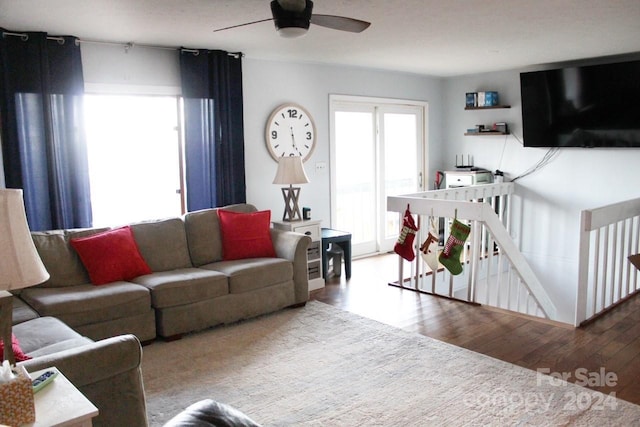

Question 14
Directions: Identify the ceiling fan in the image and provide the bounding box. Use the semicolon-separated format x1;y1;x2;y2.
213;0;371;38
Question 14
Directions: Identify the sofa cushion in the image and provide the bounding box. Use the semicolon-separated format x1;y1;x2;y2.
11;296;39;325
201;258;293;294
70;226;152;285
12;316;93;358
184;204;258;267
218;209;276;261
31;229;103;287
131;218;193;272
131;268;229;308
19;282;152;329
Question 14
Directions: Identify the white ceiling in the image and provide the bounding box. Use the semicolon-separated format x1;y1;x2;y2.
1;0;639;76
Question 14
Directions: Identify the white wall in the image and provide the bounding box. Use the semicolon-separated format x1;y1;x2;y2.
242;58;444;225
443;67;640;323
81;43;181;94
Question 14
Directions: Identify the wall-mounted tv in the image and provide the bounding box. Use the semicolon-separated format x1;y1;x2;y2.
520;59;640;148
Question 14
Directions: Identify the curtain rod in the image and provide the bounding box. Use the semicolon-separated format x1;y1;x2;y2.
1;31;243;57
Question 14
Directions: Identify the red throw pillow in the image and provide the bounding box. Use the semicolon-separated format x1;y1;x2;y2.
0;333;31;362
70;226;152;285
218;209;277;260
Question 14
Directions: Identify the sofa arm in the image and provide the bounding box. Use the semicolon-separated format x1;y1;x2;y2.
271;229;312;304
19;335;148;427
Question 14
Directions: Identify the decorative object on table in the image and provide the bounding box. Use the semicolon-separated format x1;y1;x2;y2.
438;216;471;275
0;189;49;366
273;156;310;221
265;103;316;162
434;171;444;190
303;207;311;220
31;369;58;394
455;154;473;168
492;122;508;133
0;362;36;425
394;205;419;261
419;217;440;271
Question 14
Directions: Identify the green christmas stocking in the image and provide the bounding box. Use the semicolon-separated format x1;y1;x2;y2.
438;219;470;275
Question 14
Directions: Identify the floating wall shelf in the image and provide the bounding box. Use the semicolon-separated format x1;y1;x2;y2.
464;131;510;136
464;105;511;110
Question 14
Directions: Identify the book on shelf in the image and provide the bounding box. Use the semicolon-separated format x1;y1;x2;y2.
465;91;499;107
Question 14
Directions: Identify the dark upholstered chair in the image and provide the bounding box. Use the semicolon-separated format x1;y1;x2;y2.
162;399;261;427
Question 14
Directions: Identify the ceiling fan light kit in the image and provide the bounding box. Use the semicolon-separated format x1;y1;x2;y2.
271;0;312;38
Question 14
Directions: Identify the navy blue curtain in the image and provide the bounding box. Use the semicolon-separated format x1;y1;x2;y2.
180;49;246;211
0;29;92;230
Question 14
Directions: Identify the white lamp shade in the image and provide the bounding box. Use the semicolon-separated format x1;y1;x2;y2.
273;156;310;185
0;189;49;290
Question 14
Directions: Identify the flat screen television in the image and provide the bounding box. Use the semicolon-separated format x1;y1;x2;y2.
520;59;640;148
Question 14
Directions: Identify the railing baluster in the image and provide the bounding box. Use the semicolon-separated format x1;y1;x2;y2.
506;264;512;311
414;215;421;290
610;223;618;306
625;218;633;298
617;220;626;300
485;225;493;306
631;216;640;292
600;228;608;314
592;229;601;316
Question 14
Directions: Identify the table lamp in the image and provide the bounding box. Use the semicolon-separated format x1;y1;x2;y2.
0;189;49;365
273;156;309;221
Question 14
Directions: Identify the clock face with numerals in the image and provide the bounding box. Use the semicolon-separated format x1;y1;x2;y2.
265;103;316;162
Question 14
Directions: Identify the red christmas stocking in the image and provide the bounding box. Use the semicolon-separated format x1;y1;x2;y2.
394;207;419;261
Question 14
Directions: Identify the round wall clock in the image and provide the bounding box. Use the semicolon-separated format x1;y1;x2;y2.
265;103;316;162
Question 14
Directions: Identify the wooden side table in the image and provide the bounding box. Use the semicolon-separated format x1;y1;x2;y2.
321;228;352;281
25;367;98;427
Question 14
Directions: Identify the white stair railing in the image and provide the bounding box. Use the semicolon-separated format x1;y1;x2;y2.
575;197;640;326
387;183;557;321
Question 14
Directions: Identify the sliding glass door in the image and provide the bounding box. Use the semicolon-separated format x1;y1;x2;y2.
330;96;427;257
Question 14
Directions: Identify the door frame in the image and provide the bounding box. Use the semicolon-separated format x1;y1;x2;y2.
329;94;429;256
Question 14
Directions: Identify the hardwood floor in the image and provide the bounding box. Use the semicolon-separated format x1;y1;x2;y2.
310;253;640;406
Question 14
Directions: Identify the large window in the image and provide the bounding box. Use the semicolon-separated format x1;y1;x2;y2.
84;95;183;227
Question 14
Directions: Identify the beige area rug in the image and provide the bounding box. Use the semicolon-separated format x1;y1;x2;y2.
142;301;640;426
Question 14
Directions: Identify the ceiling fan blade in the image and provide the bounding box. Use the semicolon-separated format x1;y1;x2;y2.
310;14;371;33
213;18;273;33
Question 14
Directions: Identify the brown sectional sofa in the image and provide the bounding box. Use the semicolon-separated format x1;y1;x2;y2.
11;203;311;426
